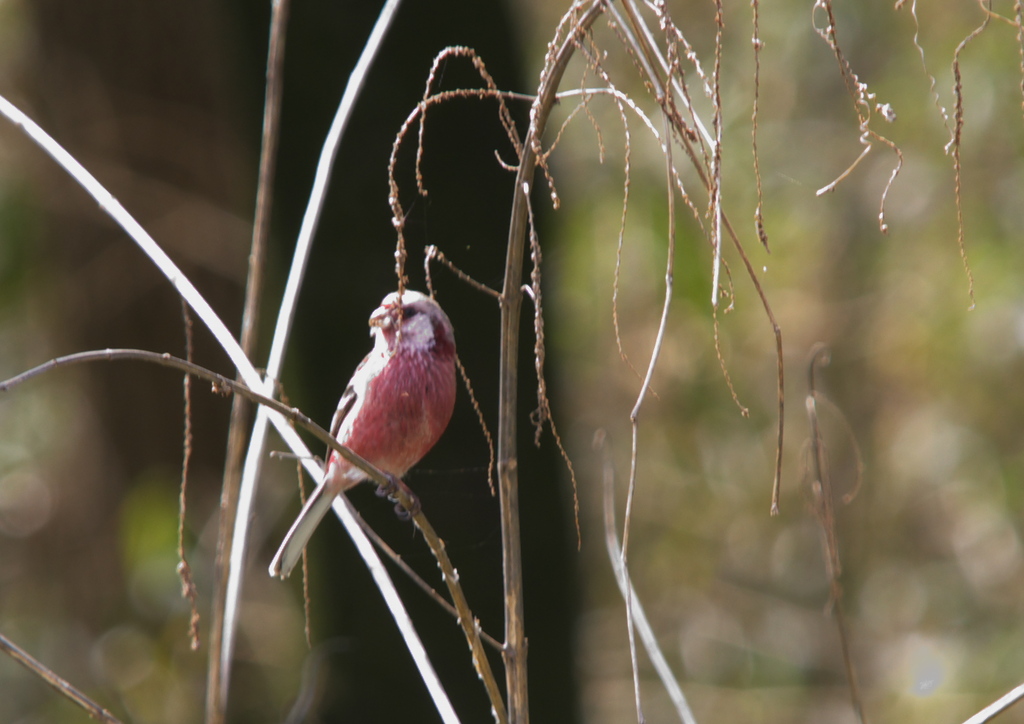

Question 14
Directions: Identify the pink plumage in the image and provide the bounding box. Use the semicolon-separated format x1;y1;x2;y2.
270;290;456;578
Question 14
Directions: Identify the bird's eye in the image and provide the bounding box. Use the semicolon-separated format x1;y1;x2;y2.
403;308;420;318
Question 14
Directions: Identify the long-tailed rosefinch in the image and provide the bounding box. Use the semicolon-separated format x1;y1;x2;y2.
269;290;457;579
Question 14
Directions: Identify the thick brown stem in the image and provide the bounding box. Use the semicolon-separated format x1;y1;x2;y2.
497;3;605;721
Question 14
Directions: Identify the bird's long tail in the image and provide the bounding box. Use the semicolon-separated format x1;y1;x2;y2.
269;479;338;579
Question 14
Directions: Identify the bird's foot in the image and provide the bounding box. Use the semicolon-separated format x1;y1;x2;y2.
376;473;421;519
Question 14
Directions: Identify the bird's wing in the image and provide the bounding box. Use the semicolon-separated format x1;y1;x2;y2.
329;382;358;440
269;356;369;579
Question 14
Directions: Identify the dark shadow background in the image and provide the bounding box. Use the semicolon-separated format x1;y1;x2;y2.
2;0;578;722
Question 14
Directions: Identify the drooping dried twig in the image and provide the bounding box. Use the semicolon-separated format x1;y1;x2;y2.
712;304;750;419
896;0;953;135
611;0;785;517
947;3;990;310
415;46;522;199
177;300;201;652
423;246;499;498
522;179;581;545
811;0;903;235
390;46;524;296
457;354;497;498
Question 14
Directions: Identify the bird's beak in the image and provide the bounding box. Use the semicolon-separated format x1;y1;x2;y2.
369;301;398;330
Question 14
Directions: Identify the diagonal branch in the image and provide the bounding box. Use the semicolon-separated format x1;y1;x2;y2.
1;346;502;723
0;632;122;724
219;0;406;712
0;88;460;724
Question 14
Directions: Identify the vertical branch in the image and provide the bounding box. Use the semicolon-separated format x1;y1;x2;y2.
806;346;866;724
622;109;677;724
498;4;605;721
597;432;699;724
1017;0;1024;121
751;0;769;250
217;0;404;711
207;0;291;718
709;0;724;306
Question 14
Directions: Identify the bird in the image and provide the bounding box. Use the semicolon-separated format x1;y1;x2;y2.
269;289;457;579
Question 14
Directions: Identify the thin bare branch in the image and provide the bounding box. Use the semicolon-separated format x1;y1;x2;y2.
0;632;122;724
0;86;464;723
622;108;677;724
348;505;503;652
709;0;724;306
806;345;866;724
1018;0;1024;121
751;0;769;251
597;431;698;724
1;346;497;723
961;682;1024;724
208;0;291;715
293;461;313;648
425;244;502;300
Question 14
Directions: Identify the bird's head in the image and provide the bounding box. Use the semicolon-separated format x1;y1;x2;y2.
369;289;456;358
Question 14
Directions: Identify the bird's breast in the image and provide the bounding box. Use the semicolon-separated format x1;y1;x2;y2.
336;348;456;480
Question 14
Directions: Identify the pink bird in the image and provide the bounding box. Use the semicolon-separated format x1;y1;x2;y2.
269;290;457;579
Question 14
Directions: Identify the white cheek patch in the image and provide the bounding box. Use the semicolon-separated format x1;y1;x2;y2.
401;314;435;351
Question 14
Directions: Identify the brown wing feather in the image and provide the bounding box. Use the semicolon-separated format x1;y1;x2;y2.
330;384;357;439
